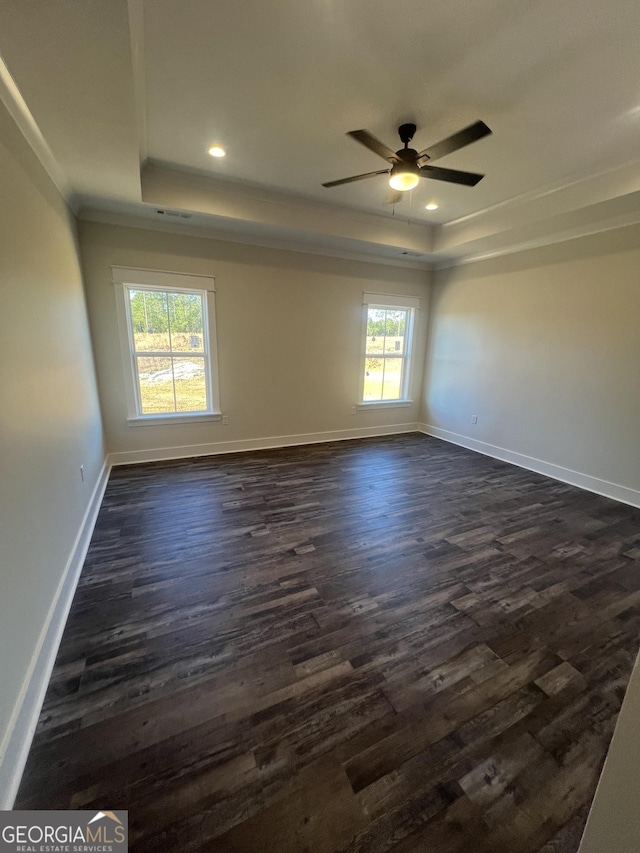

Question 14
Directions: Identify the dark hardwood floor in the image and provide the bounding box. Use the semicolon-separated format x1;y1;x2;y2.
16;434;640;851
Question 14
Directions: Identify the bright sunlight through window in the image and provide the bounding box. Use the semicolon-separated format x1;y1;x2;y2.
361;294;417;404
126;287;210;414
113;267;220;423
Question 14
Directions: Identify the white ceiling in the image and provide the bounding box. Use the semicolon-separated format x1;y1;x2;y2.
1;0;640;265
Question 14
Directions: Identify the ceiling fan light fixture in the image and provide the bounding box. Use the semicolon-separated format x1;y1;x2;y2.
389;166;419;192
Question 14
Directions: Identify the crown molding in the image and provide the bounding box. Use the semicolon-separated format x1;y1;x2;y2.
0;49;73;207
140;162;435;258
439;157;640;256
441;185;640;267
78;206;434;271
143;160;434;233
446;154;640;230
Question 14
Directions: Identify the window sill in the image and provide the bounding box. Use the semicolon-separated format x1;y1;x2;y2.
127;412;222;427
356;400;413;411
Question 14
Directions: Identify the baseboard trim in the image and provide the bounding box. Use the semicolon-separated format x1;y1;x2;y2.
419;424;640;509
0;457;111;809
108;423;421;466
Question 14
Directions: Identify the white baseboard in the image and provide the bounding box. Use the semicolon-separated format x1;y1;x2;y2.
0;457;111;809
108;422;421;466
420;424;640;509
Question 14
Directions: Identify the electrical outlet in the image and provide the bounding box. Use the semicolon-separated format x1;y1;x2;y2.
80;464;85;482
222;415;229;425
471;415;478;425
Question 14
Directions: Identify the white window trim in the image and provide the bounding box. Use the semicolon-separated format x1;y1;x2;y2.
356;400;413;411
112;266;216;291
113;267;221;424
358;293;419;408
362;292;420;310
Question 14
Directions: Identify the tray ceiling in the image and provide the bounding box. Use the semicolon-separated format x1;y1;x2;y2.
1;0;639;265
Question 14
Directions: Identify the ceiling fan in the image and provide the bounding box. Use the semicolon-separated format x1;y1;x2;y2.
322;120;492;202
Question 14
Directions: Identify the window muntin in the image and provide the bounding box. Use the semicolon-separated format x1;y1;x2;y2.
361;297;417;404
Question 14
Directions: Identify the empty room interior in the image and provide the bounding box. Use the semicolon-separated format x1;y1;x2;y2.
2;1;640;850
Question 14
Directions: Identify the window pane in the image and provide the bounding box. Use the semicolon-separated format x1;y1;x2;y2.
130;290;170;352
361;303;413;404
366;308;386;354
168;292;205;352
367;308;386;337
136;356;175;413
382;358;403;400
363;357;384;401
173;357;208;412
384;309;407;355
367;336;385;355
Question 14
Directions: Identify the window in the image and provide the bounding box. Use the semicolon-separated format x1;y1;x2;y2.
359;292;418;406
113;267;221;424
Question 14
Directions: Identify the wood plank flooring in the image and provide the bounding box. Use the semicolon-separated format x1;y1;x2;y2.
15;434;640;852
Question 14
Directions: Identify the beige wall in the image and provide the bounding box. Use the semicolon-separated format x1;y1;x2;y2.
422;228;640;496
78;221;430;459
0;103;105;761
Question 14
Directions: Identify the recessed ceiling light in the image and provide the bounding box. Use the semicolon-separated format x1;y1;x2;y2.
425;203;439;211
208;145;226;158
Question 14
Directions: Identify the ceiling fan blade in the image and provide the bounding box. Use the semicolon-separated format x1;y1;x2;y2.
348;130;399;162
418;120;492;162
322;169;390;188
419;164;484;186
385;190;403;205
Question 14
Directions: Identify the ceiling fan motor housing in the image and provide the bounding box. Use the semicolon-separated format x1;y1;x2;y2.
395;148;419;164
398;122;417;145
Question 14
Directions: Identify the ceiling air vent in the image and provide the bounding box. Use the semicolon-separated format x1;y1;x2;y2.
156;209;192;219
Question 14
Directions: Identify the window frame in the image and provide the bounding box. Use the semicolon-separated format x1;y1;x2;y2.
112;267;222;425
357;292;419;409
